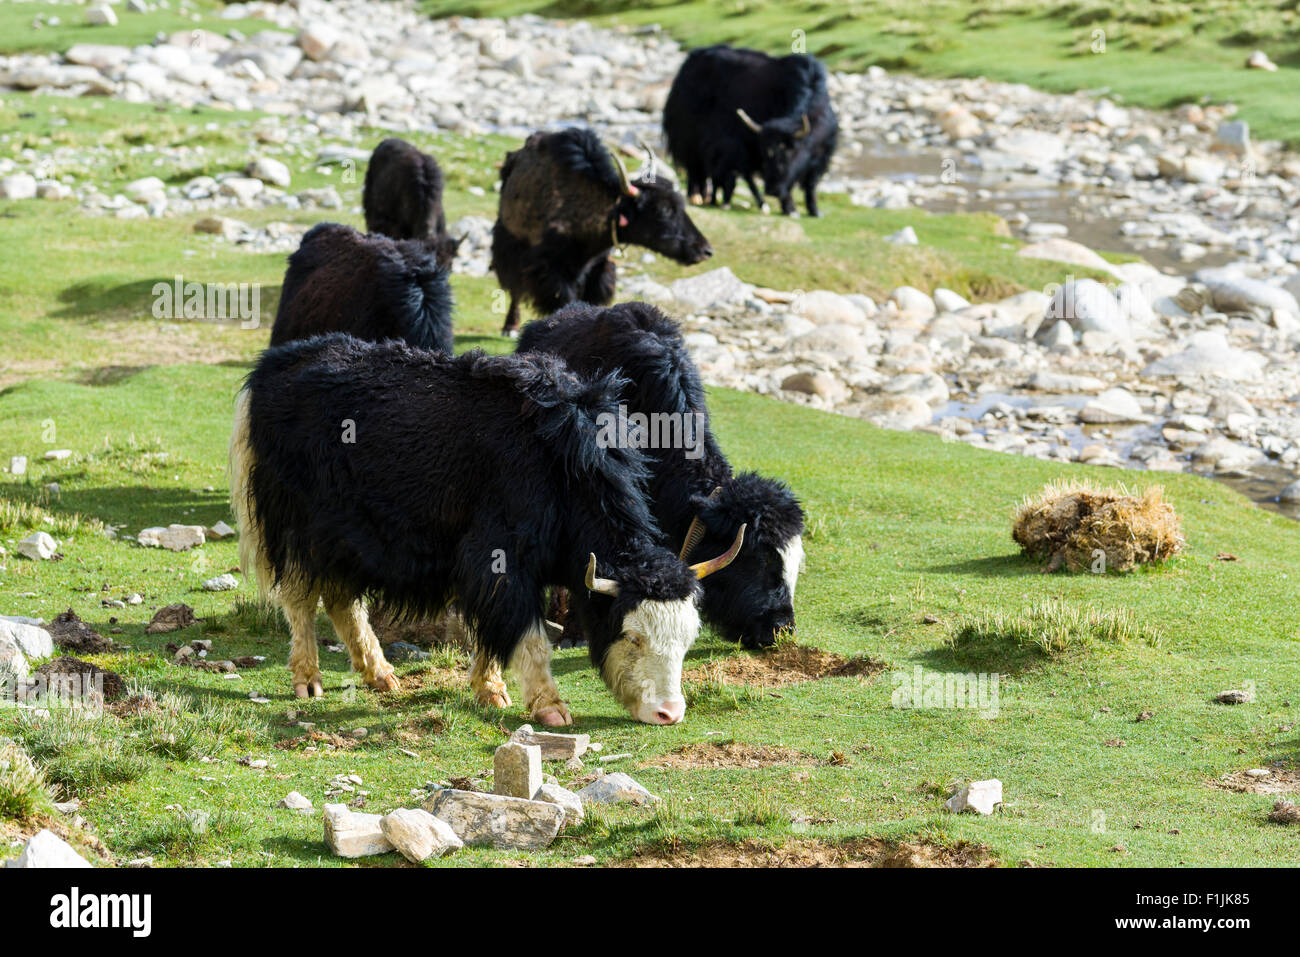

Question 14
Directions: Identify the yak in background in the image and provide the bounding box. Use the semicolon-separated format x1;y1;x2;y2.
664;45;838;216
363;137;464;268
491;127;712;336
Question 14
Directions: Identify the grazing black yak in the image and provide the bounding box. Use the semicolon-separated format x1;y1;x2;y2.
268;222;454;354
229;334;744;725
518;301;805;649
664;44;838;216
363;137;463;268
491;127;712;337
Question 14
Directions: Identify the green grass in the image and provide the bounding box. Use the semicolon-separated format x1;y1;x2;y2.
1;37;1298;866
421;0;1300;145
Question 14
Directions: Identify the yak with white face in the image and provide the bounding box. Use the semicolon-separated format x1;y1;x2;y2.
230;334;743;726
517;302;805;650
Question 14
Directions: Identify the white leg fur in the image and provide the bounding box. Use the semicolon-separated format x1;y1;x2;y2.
284;597;322;699
469;645;511;709
509;624;571;726
324;599;398;692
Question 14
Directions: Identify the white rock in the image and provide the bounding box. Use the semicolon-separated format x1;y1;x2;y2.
85;4;118;27
323;803;394;858
932;288;971;313
138;524;206;551
207;520;237;539
945;779;1002;815
534;781;584;827
1042;278;1129;339
219;177;265;204
576;772;660;805
1246;50;1277;71
1018;238;1122;279
493;741;542;799
278;791;315;814
0;174;37;200
202;573;239;592
15;532;58;561
0;618;54;659
891;285;935;317
246;157;291;188
6;829;91;868
0;634;29;686
380;808;462;862
1142;332;1265;382
9;456;27;475
885;226;919;245
65;44;132;70
791;289;866;326
671;267;750;311
1080;388;1149;424
508;724;589;760
423;789;563;850
298;24;341;61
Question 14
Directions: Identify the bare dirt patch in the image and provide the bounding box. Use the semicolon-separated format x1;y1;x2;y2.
1211;768;1300;796
618;837;994;868
686;643;886;688
640;741;815;770
274;730;360;752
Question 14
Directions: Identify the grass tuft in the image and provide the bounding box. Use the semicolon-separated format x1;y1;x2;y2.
947;598;1163;657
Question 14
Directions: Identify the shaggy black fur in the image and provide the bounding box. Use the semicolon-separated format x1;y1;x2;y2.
363;138;463;268
242;333;700;674
517;301;805;648
491;127;712;336
664;45;839;216
268;223;454;354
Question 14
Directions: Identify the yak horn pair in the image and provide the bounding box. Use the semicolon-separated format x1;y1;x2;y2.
736;109;811;139
585;524;747;598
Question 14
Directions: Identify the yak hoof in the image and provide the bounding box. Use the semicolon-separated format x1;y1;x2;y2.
477;688;512;709
533;702;572;727
760;203;771;214
502;328;519;340
294;677;324;699
368;669;400;693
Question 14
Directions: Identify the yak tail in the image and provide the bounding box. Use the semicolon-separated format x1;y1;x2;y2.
228;387;275;603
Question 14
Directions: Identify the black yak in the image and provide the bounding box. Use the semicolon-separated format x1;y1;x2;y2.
517;301;805;649
268;222;454;354
491;127;712;337
362;137;463;268
229;333;744;725
663;44;838;216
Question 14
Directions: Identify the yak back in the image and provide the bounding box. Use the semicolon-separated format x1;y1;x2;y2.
676;45;828;129
498;128;623;245
243;333;658;618
516;301;731;536
269;222;453;353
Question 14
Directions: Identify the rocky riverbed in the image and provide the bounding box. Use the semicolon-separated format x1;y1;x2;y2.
4;0;1300;515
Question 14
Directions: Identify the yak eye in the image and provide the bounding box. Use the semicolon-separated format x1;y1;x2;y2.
624;633;643;648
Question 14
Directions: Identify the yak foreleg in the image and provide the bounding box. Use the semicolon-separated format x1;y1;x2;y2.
324;597;399;693
469;647;511;709
509;624;572;727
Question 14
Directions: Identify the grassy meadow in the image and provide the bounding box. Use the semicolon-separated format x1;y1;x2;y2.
0;5;1298;868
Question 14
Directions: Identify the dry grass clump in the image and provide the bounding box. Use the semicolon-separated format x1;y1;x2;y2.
1012;479;1183;573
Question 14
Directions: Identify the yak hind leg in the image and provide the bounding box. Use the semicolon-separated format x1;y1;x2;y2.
283;592;323;699
510;623;571;727
581;256;616;305
469;646;512;709
324;596;399;693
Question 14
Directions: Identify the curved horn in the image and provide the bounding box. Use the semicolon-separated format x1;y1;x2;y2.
585;553;620;596
690;524;746;580
679;486;723;561
795;114;811;139
608;144;637;197
735;108;763;134
635;135;661;181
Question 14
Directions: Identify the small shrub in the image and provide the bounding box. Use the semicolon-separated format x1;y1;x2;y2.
0;737;55;820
